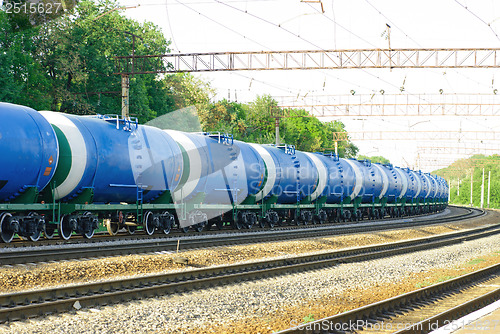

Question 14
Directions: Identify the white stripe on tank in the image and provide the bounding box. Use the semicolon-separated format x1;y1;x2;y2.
394;167;408;199
39;111;87;200
305;153;327;201
165;130;202;202
249;143;277;202
344;159;363;199
373;164;389;199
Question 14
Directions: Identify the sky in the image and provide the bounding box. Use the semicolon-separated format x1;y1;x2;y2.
117;0;500;173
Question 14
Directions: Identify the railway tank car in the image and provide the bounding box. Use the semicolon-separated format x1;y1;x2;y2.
0;103;59;242
0;102;449;243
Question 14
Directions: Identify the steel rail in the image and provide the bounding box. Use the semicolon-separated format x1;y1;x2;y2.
2;206;466;249
278;255;500;333
0;218;498;324
0;207;483;266
392;287;500;334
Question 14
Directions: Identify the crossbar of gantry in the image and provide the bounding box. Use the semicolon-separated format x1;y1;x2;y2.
335;131;500;141
114;48;500;74
417;146;500;155
278;93;500;116
417;158;495;167
280;103;500;117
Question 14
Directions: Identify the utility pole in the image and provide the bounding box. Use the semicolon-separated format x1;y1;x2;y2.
470;170;473;207
386;23;392;70
487;170;491;208
121;31;143;119
121;75;130;119
480;168;485;208
332;132;348;156
448;179;451;202
275;117;280;146
457;178;460;196
271;105;283;146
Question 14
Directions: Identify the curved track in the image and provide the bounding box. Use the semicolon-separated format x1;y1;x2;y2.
2;206;460;248
0;206;483;266
0;212;496;324
278;260;500;334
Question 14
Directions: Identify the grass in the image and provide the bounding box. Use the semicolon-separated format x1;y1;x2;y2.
303;314;315;323
415;274;458;288
467;258;486;266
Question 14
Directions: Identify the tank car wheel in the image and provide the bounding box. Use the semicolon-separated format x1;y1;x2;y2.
0;213;15;243
333;210;341;223
29;229;42;242
127;225;137;234
233;212;244;230
187;211;207;233
317;209;328;224
181;226;190;233
349;210;357;222
355;210;362;222
143;211;156;236
83;228;95;239
396;208;402;217
210;217;224;230
380;208;386;219
59;215;74;240
300;211;313;225
232;218;243;230
162;212;175;235
106;219;120;236
342;210;351;222
44;223;56;239
264;210;278;228
82;212;98;239
215;219;224;230
245;212;257;229
26;212;43;242
194;223;204;233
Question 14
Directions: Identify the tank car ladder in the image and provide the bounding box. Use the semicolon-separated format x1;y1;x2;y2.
136;184;144;225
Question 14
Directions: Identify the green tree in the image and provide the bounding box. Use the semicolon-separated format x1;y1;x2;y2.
1;0;171;122
200;95;358;157
358;155;390;164
200;99;248;135
0;10;52;108
434;154;500;208
164;72;214;121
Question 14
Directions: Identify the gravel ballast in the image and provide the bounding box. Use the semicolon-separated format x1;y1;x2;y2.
1;214;500;333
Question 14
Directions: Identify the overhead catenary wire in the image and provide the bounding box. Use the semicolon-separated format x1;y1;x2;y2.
169;0;373;98
165;0;180;52
454;0;500;43
212;0;418;101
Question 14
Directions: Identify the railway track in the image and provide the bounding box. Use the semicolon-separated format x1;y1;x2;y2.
0;207;484;266
2;207;464;248
278;260;500;334
0;217;498;324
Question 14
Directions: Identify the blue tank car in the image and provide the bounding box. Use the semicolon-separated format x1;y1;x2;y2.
0;103;59;242
0;102;450;242
344;159;385;203
0;103;58;202
39;112;184;238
